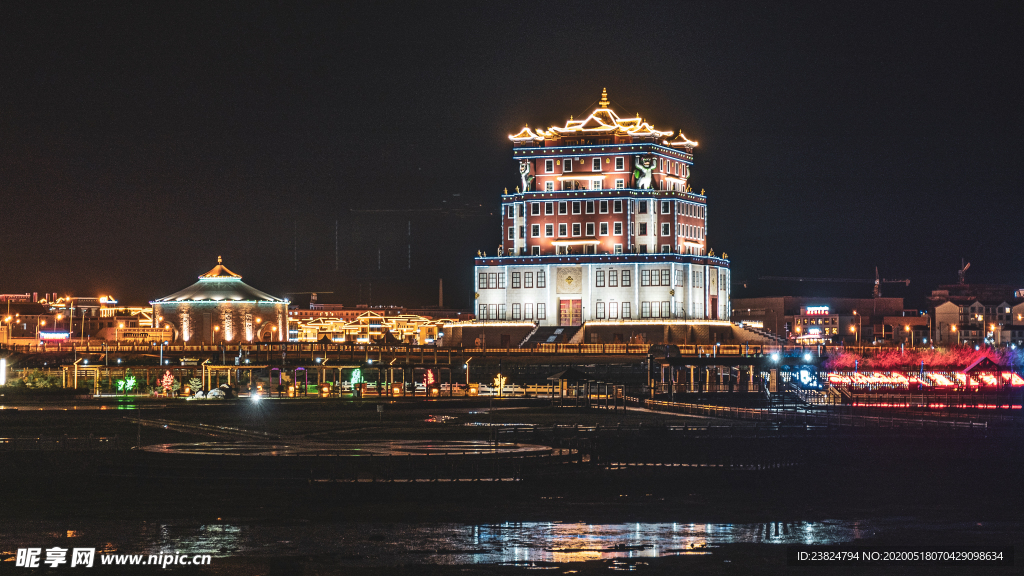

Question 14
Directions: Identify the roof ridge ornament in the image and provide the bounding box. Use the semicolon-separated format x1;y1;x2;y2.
599;87;609;108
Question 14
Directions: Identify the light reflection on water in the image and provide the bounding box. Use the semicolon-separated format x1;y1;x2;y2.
0;519;1014;566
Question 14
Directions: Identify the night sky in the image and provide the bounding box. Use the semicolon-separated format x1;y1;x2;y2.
1;2;1021;308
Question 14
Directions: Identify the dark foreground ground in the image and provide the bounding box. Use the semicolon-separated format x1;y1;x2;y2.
1;398;1022;575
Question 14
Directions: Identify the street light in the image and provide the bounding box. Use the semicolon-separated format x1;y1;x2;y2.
905;324;912;348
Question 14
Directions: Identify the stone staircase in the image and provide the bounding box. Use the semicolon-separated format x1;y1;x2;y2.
520;325;582;347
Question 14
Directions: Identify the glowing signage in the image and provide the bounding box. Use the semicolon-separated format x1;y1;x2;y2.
805;306;829;316
39;332;70;340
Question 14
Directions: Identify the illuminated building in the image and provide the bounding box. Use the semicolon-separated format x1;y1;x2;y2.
151;257;288;343
292;311;443;344
475;89;730;327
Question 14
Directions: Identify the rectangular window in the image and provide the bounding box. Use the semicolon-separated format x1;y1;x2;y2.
692;270;703;288
615;157;624;170
572;223;581;236
609;302;618;319
559;201;567;215
585;222;595;236
592;179;602;190
508;227;515;240
559;223;568;237
613;200;623;213
676;270;684;287
661;200;670;214
545;159;554;173
531;202;540;215
661;269;670;285
613;221;622;235
653;301;662;318
543;202;553;215
661;301;671;318
661;223;670;236
488;303;497;320
479;304;488;320
511;272;521;289
562;180;572;191
614;243;623;254
661;244;671;253
478;272;487;289
572;201;581;214
537;271;546;288
638;244;647;254
506;205;514;218
498;273;505;289
642;301;651;318
511;303;521;320
615;179;624;189
487;273;497;289
585;200;595;214
518;204;525;217
596;270;605;287
622;302;631;319
537;302;546;320
498;304;506;320
622;270;631;287
545;224;554;237
531;224;540;237
592;157;601;171
638;200;648;214
524;272;533;288
599;200;608;213
563;159;572;172
545;181;553;191
525;303;533;320
596;301;606;319
519;225;525;239
641;270;651;286
531;246;540;255
609;269;618;287
599;222;608;236
638;223;647;236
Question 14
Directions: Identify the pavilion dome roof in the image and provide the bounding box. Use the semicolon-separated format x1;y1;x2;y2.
152;257;286;304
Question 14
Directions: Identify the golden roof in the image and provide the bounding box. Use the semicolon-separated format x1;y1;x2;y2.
198;256;242;279
509;89;697;146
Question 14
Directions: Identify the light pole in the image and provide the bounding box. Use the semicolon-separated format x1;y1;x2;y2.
952;324;959;346
905;325;913;348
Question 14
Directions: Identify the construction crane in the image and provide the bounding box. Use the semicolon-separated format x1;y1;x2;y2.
759;268;909;298
958;259;970;285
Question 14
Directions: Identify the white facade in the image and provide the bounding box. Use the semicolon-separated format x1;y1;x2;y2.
474;255;730;326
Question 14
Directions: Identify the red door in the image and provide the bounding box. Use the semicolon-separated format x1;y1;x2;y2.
560;299;582;326
710;297;718;320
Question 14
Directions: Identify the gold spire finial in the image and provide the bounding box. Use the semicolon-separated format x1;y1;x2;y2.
217;255;222;265
599;87;609;108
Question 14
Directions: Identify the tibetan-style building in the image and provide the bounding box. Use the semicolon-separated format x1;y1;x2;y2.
151;257;288;343
474;90;731;327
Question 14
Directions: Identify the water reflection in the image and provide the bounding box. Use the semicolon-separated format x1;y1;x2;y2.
0;518;1017;566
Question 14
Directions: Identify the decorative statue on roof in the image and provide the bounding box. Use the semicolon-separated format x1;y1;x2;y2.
634;156;655;190
519;160;534;192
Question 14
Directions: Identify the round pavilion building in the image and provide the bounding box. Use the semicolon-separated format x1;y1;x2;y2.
152;257;288;343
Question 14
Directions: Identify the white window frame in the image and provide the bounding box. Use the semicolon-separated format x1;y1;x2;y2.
592;157;601;171
661;223;671;236
563;159;572;172
615;178;624;189
615;157;624;171
508;227;515;240
599;222;608;236
545;159;554;173
531;224;540;237
559;223;568;237
571;223;581;237
586;222;595;236
599;200;609;214
614;243;623;254
545;224;554;237
545;181;553;191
